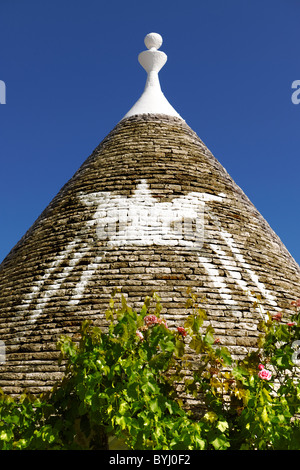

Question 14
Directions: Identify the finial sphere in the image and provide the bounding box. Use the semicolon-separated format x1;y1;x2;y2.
144;32;163;50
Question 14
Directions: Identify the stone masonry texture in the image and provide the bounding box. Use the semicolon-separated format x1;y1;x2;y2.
0;114;300;396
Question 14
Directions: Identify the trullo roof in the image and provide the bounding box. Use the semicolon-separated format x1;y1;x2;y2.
0;33;299;395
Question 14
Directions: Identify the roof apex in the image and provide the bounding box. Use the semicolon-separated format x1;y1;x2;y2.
122;33;183;121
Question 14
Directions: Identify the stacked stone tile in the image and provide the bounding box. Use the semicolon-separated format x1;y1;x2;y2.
0;33;300;395
0;113;300;395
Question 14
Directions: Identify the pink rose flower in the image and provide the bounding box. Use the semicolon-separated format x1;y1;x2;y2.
144;314;159;326
258;365;272;381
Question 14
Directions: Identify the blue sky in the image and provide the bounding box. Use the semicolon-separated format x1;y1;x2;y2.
0;0;299;266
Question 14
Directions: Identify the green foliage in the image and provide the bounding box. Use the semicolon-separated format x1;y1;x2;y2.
1;289;300;449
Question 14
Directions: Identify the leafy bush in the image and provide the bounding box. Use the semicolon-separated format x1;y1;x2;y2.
1;291;300;450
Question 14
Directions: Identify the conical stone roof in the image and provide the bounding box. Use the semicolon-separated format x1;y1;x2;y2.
0;34;300;395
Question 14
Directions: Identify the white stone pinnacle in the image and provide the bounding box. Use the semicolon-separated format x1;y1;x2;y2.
122;33;183;120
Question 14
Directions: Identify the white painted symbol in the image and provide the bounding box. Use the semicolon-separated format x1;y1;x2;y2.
79;180;208;251
15;179;279;339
